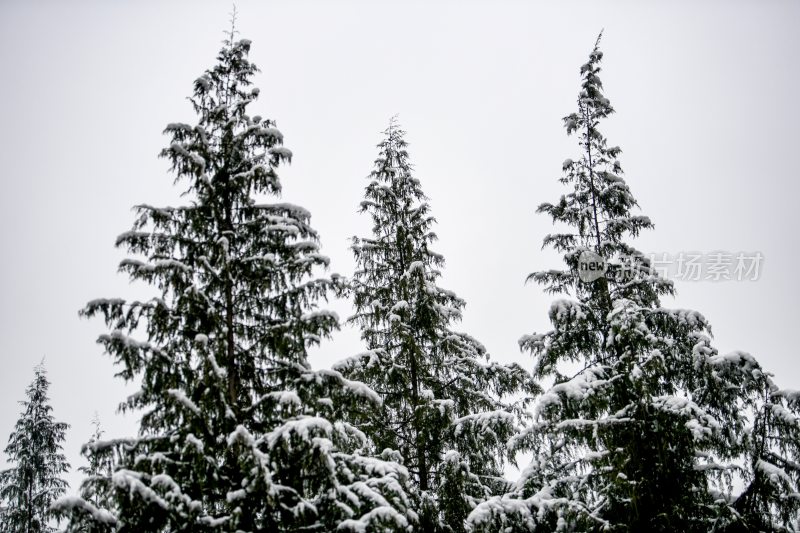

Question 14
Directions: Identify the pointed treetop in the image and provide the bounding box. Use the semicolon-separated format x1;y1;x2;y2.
383;114;405;149
387;113;400;134
225;4;239;47
593;30;604;54
90;411;101;431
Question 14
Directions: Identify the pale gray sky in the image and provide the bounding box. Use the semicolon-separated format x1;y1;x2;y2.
1;0;798;494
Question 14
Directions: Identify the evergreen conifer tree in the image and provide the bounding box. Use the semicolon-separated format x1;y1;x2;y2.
0;364;70;533
336;119;534;533
468;35;800;532
713;353;800;531
73;415;113;512
55;31;414;532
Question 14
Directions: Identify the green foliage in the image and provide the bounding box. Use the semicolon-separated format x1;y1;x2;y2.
0;364;70;533
468;34;800;533
55;35;414;533
25;22;798;533
337;120;536;533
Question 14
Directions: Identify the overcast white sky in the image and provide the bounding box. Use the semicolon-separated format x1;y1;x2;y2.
1;0;798;494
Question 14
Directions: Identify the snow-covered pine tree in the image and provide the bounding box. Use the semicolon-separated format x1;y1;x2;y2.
54;31;414;533
336;119;535;533
739;383;800;531
0;364;70;533
709;351;800;531
467;34;800;532
74;415;113;512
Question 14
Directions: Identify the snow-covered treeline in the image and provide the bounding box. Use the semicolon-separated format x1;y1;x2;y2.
2;29;798;533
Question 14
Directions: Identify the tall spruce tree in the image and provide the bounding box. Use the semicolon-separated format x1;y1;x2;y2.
0;364;70;533
336;120;535;533
54;31;414;532
468;35;800;532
